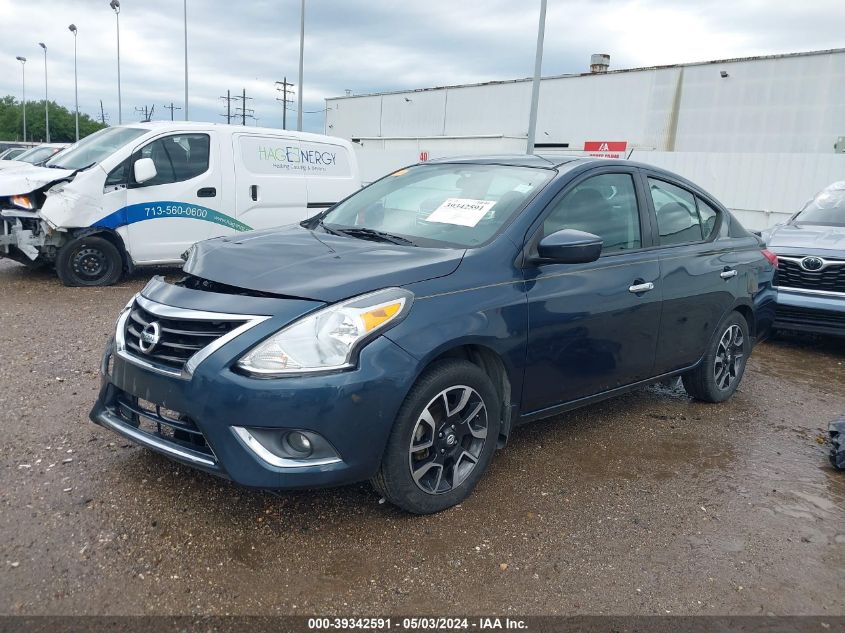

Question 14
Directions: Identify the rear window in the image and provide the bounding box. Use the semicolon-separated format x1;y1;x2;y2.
238;136;351;178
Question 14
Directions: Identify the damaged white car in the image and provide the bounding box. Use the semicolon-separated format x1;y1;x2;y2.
0;122;360;286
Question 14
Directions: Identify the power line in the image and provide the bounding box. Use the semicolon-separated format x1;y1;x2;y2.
134;104;154;122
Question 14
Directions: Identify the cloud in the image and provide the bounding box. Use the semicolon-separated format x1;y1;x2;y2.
0;0;842;133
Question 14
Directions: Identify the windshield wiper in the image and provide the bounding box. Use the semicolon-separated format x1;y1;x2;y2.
333;227;417;246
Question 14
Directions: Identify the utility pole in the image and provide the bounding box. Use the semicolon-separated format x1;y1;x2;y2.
163;102;182;121
134;104;154;122
526;0;547;154
275;78;294;130
99;99;108;125
219;90;235;124
234;88;254;126
297;0;305;131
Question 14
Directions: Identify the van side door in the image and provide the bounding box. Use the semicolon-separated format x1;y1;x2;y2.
123;131;222;264
233;134;308;230
300;140;358;216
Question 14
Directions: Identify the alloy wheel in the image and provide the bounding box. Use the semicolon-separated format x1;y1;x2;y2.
408;385;488;495
714;324;745;390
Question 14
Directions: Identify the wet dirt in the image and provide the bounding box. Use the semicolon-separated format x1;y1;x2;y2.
0;259;843;615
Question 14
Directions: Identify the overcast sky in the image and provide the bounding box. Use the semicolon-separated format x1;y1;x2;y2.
1;0;843;134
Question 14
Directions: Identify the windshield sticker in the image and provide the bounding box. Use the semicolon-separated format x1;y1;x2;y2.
426;198;497;227
513;184;533;193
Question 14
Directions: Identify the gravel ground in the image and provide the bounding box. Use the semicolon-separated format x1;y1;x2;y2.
0;259;843;616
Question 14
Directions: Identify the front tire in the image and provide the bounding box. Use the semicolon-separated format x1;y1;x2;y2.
682;311;750;403
372;360;501;514
56;235;123;287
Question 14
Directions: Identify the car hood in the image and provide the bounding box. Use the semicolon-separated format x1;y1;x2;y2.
763;223;845;253
183;225;465;303
0;165;76;195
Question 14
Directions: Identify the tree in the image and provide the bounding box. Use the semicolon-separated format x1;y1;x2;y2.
0;95;107;143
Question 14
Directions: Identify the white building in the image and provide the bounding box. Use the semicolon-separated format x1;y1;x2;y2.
325;49;845;228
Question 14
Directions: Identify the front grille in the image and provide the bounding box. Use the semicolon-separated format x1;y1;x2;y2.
775;305;845;329
123;300;246;372
775;258;845;293
115;392;215;459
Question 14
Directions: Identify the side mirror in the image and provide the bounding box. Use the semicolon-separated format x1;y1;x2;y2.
536;229;603;264
133;157;157;185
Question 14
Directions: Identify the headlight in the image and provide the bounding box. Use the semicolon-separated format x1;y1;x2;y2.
11;194;35;210
237;287;414;377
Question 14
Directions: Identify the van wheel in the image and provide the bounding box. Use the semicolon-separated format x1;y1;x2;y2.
682;311;750;403
56;236;123;287
372;360;500;514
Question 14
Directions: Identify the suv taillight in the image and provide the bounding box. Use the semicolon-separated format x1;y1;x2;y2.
761;249;778;268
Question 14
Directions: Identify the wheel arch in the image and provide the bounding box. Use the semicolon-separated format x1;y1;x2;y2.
422;343;515;448
68;227;133;273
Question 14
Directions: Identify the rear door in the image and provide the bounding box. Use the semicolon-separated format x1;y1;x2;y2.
233;134;308;230
644;173;745;373
521;167;662;412
124;131;221;263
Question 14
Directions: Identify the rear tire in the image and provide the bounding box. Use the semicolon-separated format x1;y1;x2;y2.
56;235;123;287
372;360;501;514
682;311;750;403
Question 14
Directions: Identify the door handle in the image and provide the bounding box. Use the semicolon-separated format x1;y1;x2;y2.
628;281;655;294
197;187;216;198
720;269;738;279
250;184;258;201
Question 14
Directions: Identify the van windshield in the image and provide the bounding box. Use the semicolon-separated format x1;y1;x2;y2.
46;127;147;171
316;163;554;248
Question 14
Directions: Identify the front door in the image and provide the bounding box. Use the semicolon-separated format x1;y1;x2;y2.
522;170;662;413
124;132;222;263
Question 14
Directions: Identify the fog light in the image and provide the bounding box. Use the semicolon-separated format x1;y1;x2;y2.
286;431;313;456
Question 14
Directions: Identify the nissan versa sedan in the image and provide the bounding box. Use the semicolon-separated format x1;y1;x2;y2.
91;156;776;514
761;181;845;337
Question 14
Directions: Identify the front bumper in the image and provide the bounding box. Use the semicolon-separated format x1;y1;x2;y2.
774;287;845;337
90;285;421;489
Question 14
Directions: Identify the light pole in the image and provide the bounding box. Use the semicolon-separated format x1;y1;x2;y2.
297;0;305;131
526;0;547;154
183;0;189;120
38;43;50;142
110;0;122;125
15;56;26;142
69;25;79;142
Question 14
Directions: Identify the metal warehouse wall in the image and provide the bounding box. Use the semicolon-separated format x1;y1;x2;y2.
327;49;845;154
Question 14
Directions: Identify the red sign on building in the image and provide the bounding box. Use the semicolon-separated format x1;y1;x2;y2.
583;141;628;159
419;150;429;162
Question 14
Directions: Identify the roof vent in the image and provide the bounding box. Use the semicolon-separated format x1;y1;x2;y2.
590;53;610;74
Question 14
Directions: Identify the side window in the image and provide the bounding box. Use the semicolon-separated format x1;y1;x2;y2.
697;198;720;240
543;173;642;254
649;178;702;245
134;134;210;186
104;159;129;187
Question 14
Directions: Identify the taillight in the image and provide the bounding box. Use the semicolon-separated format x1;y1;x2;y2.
761;249;778;268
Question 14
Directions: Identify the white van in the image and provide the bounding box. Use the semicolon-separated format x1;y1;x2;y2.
0;122;360;286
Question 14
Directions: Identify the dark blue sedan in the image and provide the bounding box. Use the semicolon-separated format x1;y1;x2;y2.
91;156;776;513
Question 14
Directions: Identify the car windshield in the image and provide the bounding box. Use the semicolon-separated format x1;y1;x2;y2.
16;146;59;164
794;182;845;227
316;163;554;247
45;126;147;170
